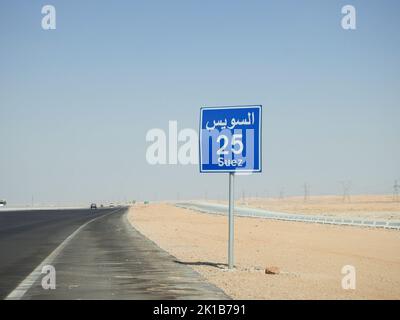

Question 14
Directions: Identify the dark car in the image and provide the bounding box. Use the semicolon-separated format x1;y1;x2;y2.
90;203;97;210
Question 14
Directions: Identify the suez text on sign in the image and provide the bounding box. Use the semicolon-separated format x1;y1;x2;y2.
199;105;262;173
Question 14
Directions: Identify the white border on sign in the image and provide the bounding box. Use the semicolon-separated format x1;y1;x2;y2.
199;105;262;173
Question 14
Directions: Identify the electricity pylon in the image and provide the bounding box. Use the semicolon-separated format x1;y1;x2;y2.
340;181;351;202
303;183;310;202
279;189;285;200
394;180;400;202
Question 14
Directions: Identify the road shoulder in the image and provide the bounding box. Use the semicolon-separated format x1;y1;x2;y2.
21;208;229;299
128;203;400;299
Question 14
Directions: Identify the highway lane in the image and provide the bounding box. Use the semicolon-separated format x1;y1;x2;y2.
0;208;116;299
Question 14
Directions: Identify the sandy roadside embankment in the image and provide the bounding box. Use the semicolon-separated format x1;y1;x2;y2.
128;203;400;299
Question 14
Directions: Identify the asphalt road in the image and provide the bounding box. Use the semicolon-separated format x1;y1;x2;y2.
0;207;228;300
0;208;115;299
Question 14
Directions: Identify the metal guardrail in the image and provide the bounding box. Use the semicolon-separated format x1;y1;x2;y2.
175;202;400;231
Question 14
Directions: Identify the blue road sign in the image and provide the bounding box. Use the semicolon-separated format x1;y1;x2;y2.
200;105;262;173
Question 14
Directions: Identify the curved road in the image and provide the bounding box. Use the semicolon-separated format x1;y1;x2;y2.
0;207;228;299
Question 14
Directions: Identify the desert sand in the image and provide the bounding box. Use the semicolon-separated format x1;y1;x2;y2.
128;202;400;299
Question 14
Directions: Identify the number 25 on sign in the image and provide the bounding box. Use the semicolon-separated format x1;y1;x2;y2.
199;105;262;173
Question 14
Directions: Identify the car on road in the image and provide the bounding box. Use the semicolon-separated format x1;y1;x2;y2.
0;200;6;207
90;203;97;210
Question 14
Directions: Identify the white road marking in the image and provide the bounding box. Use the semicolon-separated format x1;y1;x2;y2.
5;208;124;300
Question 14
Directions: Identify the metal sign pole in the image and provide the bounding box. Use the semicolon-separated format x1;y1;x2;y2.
200;105;262;269
228;172;235;269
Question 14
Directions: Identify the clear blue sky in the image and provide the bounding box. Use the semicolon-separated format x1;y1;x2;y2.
1;0;399;204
